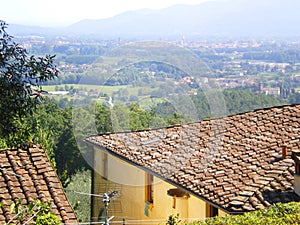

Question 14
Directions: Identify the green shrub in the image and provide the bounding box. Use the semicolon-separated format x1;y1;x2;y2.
190;202;300;225
4;199;60;225
167;213;181;225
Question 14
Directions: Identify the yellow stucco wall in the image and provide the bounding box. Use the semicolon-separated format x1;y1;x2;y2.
294;174;300;196
187;195;206;221
92;148;227;223
218;209;228;217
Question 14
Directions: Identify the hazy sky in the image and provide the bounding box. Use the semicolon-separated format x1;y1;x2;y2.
0;0;214;27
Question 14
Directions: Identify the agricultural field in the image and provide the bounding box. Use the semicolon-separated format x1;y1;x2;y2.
42;84;129;95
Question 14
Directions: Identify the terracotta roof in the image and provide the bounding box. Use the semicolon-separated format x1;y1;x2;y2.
86;104;300;214
0;145;78;224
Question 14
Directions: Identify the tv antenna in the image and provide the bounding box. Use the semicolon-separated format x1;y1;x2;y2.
102;191;118;225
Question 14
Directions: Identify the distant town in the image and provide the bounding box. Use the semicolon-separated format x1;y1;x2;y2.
16;35;300;101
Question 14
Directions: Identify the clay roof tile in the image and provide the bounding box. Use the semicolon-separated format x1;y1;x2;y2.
0;146;78;224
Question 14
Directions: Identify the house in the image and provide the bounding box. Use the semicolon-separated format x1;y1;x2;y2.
257;83;281;96
0;145;78;224
86;104;300;223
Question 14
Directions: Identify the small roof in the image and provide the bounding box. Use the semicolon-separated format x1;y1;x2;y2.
0;145;78;224
86;104;300;214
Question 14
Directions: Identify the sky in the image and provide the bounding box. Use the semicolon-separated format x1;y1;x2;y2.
0;0;214;27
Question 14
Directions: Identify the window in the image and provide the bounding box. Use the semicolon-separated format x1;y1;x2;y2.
145;173;154;203
102;152;108;179
296;163;300;175
206;203;218;217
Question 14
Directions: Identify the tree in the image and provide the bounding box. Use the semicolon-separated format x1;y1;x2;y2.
0;21;58;146
289;92;300;104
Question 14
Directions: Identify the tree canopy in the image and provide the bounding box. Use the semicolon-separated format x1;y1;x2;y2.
0;21;58;146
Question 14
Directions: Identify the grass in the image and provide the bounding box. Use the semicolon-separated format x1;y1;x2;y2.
138;97;165;110
42;84;126;93
42;84;145;96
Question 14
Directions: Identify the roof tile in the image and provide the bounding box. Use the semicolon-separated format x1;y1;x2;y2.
87;104;300;213
0;146;78;223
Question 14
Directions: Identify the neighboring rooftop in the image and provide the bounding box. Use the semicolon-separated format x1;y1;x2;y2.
86;104;300;214
0;145;78;224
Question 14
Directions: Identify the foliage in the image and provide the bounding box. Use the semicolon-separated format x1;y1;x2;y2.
95;104;113;133
104;61;187;86
192;90;283;120
166;213;181;225
243;49;300;63
55;107;85;175
99;102;193;132
33;99;69;170
64;55;99;65
288;92;300;104
222;90;282;115
65;169;91;222
0;21;58;146
34;100;90;177
184;202;300;225
4;199;60;225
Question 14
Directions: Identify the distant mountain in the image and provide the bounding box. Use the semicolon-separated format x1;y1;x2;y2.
65;0;300;38
8;0;300;38
7;24;58;37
